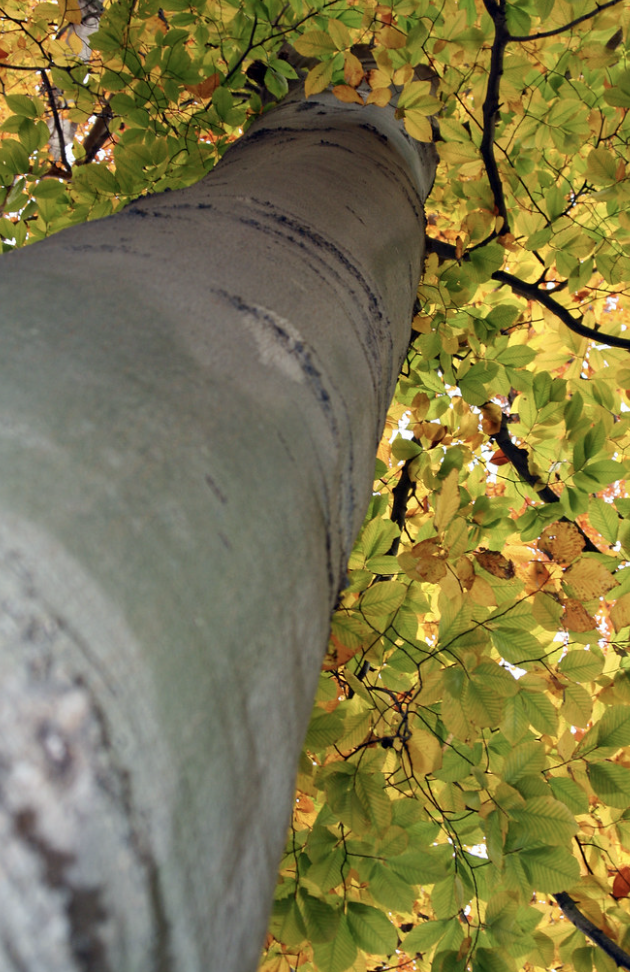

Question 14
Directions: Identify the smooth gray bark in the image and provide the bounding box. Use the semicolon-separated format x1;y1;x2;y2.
0;90;435;972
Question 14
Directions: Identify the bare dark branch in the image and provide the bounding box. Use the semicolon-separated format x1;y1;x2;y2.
491;417;601;554
554;892;630;970
480;0;511;235
40;69;72;174
492;268;630;351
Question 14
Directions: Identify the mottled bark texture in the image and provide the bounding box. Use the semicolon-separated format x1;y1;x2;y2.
0;91;436;971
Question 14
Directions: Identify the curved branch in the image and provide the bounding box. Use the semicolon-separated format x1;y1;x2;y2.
554;892;630;970
509;0;625;42
492;269;630;351
491;417;601;554
480;0;511;235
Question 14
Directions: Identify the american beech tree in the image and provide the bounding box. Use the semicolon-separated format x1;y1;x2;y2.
3;2;630;972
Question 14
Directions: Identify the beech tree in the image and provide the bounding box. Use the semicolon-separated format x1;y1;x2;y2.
4;1;630;972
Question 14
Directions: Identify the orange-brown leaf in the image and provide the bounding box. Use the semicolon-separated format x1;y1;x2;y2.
366;87;392;106
322;633;361;670
475;550;514;579
613;866;630;899
332;84;364;105
379;25;407;48
343;51;364;87
185;73;221;99
490;449;510;466
480;402;503;435
562;598;597;632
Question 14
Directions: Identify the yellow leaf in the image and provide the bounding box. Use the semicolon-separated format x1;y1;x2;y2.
538;522;585;564
327;18;352;51
434;467;460;534
393;64;414;85
293;31;336;57
437;141;479;165
60;0;82;24
367;68;391;89
402;110;432;142
304;61;333;98
331;84;364;105
66;29;84;55
378;25;407;48
406;728;443;774
366;87;391;107
610;592;630;631
562;558;618;600
343;51;364;87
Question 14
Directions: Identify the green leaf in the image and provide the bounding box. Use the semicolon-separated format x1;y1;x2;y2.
574;460;625;490
4;94;41;118
503;741;547;785
495;346;536;367
520;845;580;891
298;892;340;943
549;777;589;815
509;796;578;845
521;690;558;735
365;554;401;574
269;897;307;946
595;706;630;749
472;947;515;972
562;683;592;728
293;30;337;56
307;851;345;893
558;650;604;683
587;760;630;808
312;913;358;972
402;918;450;954
346;902;398;955
305;709;344;751
367;861;417;912
492;627;543;664
586;147;618;186
361;518;400;559
431;876;460;918
389;845;454;884
588;498;619;545
359;581;406;618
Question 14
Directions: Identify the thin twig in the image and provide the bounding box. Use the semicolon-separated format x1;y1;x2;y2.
509;0;625;42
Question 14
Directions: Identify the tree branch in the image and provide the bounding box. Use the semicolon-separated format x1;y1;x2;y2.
491;417;601;553
554;892;630;969
40;69;72;174
75;104;113;165
509;0;625;42
425;240;630;352
480;0;511;236
492;269;630;351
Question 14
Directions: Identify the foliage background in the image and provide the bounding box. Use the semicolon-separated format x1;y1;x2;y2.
4;0;630;970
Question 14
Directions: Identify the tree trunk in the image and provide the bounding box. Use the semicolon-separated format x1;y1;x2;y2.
0;91;435;972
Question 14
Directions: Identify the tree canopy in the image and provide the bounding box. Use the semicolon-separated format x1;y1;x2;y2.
4;0;630;970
